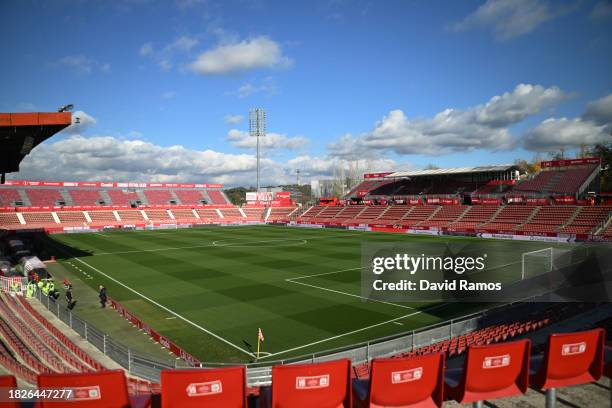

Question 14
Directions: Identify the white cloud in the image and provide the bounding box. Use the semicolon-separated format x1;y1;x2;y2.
139;42;154;56
583;94;612;127
162;91;177;100
189;36;292;75
139;36;199;71
224;114;244;124
62;110;97;135
227;129;309;151
452;0;557;40
329;84;567;158
522;118;611;152
522;93;612;152
15;135;361;187
57;55;110;75
176;0;207;9
591;1;612;21
230;78;277;98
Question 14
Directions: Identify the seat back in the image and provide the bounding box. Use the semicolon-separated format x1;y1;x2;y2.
37;370;130;408
457;339;530;403
536;328;604;389
271;359;351;408
368;353;444;407
160;366;246;408
0;375;19;408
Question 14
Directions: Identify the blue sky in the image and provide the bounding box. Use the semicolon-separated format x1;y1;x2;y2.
1;0;611;186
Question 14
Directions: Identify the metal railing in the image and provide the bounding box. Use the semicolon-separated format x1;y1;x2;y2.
33;282;536;386
34;290;179;382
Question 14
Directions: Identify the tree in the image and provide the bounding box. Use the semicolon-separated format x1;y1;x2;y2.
588;142;612;192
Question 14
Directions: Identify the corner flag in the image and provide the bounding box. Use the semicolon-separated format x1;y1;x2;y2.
257;328;265;359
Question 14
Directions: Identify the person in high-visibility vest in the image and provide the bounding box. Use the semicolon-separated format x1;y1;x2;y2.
37;279;44;292
26;282;34;298
41;281;50;297
10;281;20;294
48;280;59;301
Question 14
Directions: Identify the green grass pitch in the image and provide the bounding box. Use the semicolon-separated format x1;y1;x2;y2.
44;225;559;363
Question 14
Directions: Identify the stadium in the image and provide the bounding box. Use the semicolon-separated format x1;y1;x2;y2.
0;110;610;407
1;2;612;407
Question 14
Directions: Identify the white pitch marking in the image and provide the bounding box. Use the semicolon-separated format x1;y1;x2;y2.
165;316;177;320
259;303;448;360
287;266;365;281
69;256;255;358
93;232;362;256
212;238;308;248
286;279;414;310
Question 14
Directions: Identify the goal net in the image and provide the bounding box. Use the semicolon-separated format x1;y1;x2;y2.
521;247;582;280
522;248;553;280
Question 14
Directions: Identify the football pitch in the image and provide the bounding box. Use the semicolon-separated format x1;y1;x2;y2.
44;225;560;363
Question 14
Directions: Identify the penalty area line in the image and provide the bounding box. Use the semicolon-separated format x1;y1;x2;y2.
259;303;448;360
70;256;255;358
286;279;414;310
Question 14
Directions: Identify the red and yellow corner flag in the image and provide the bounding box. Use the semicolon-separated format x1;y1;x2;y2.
257;328;265;359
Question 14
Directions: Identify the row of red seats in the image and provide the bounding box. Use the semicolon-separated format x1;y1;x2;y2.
353;303;590;380
0;293;94;373
0;328;604;407
0;296;68;373
297;204;611;234
15;295;104;371
0;187;227;206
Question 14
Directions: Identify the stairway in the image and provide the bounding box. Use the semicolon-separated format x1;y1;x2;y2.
169;190;182;204
99;190;113;205
59;190;74;206
542;172;563;194
17;189;31;206
135;190;149;205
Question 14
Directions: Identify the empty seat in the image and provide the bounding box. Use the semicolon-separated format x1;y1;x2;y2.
353;353;444;408
0;375;19;408
445;339;530;405
530;328;604;399
262;359;351;408
161;366;247;408
37;370;132;408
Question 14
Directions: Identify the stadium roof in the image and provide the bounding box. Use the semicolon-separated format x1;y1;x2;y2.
0;112;72;182
387;165;518;178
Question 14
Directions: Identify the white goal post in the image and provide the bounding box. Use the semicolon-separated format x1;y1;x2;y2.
521;248;553;280
521;247;580;280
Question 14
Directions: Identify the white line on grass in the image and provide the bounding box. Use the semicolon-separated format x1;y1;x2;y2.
288;266;365;281
259;303;448;360
69;256;255;358
286;266;413;310
93;232;362;256
286;279;414;310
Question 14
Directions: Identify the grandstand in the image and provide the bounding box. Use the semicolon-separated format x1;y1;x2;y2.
0;172;610;407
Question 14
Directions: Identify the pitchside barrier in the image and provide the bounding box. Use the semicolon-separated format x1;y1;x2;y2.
12;284;545;386
0;276;27;296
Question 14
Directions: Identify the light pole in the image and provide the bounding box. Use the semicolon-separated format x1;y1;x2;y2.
249;108;266;192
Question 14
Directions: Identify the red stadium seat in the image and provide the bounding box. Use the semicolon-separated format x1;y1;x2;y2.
0;375;19;408
353;353;445;408
37;370;133;408
445;339;530;405
263;359;352;408
530;328;604;406
160;366;247;408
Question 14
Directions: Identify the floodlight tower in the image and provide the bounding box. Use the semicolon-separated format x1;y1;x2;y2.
249;108;266;192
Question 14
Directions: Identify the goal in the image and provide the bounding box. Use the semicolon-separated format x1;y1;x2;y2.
521;247;580;279
521;248;553;280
